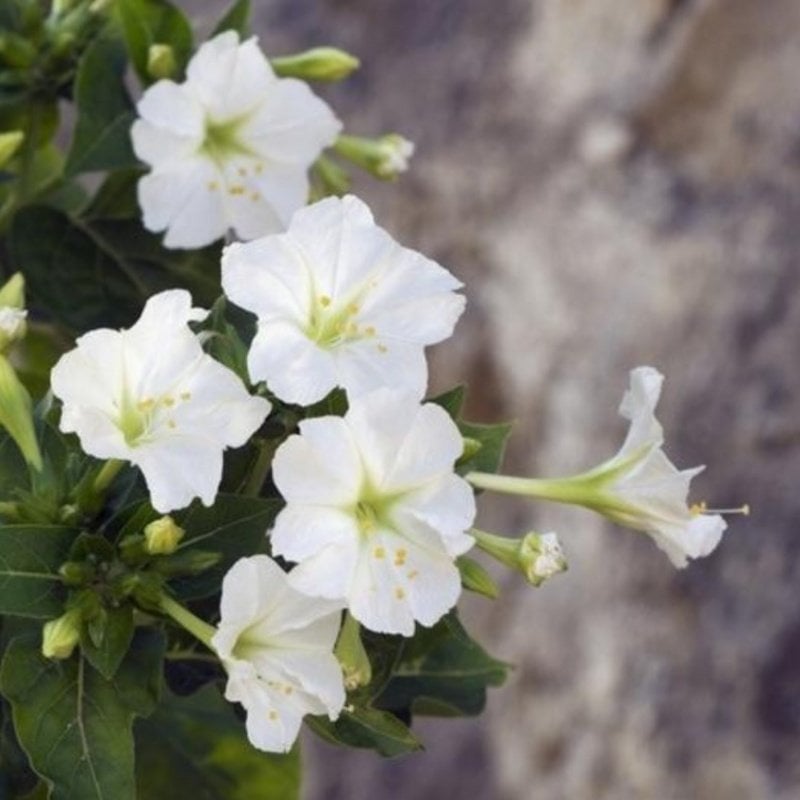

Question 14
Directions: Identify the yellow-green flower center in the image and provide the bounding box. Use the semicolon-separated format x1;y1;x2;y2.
306;293;377;349
201;115;254;164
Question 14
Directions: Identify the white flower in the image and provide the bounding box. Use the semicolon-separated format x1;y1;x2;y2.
131;31;341;249
270;388;476;636
211;555;345;753
221;194;466;405
604;366;727;567
50;290;271;513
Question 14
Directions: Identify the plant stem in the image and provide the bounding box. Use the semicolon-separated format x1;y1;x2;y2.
242;438;278;497
159;594;217;650
92;458;124;495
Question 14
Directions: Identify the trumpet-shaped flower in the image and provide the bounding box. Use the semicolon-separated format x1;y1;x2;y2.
270;389;476;635
600;366;727;566
51;290;271;513
221;194;466;405
468;366;728;568
131;31;341;249
212;556;345;753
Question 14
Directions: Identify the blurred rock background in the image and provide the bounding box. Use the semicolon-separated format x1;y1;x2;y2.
194;1;800;797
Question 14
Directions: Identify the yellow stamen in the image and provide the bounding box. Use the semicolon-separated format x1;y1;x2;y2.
395;587;405;600
373;546;385;559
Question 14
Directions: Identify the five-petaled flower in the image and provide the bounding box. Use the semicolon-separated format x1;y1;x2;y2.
221;194;466;405
270;388;476;635
131;31;341;249
212;555;345;753
51;290;271;513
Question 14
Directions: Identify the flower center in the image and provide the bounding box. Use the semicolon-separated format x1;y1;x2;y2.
201;115;254;164
116;391;191;447
306;294;377;349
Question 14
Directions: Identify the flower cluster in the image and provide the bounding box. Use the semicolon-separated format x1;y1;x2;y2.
10;22;735;771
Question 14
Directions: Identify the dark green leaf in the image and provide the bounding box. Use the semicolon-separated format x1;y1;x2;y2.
64;34;137;177
80;605;134;680
211;0;251;37
377;614;509;717
9;205;146;332
456;419;512;476
1;695;38;798
307;706;422;758
0;629;164;800
82;169;142;221
115;0;193;84
0;525;76;618
0;431;27;499
429;385;465;418
136;685;300;800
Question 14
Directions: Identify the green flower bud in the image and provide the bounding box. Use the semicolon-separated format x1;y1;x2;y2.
0;273;26;310
147;43;176;80
271;47;360;82
457;555;499;599
0;33;37;68
0;354;41;469
334;134;415;181
144;515;185;555
0;132;24;170
58;560;94;587
41;609;82;659
152;549;221;576
458;436;482;465
471;528;567;588
335;613;372;691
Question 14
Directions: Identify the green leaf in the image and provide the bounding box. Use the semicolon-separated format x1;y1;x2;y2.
1;695;38;799
82;169;141;221
115;0;193;84
136;686;300;800
377;614;509;717
211;0;251;37
117;494;280;600
0;431;27;499
64;34;137;177
307;706;422;758
9;206;146;332
80;605;134;680
456;419;512;476
0;629;164;800
0;525;76;618
429;385;465;418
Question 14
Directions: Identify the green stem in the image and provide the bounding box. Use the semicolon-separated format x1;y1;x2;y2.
92;459;124;495
469;527;520;570
242;438;278;497
164;649;218;663
159;594;217;650
466;471;596;505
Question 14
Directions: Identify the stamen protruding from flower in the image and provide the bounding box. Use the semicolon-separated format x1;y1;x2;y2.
691;501;750;517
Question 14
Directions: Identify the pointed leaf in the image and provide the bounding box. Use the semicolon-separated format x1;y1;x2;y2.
211;0;251;37
64;34;137;177
0;629;164;800
0;525;76;618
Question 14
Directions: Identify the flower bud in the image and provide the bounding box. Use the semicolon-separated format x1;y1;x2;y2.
0;132;24;170
519;532;567;587
458;436;482;465
0;273;26;310
144;515;185;555
271;47;360;82
333;134;415;181
58;560;94;587
335;613;372;691
147;43;176;80
457;556;499;599
0;33;37;68
471;528;567;588
41;609;82;660
0;354;42;469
